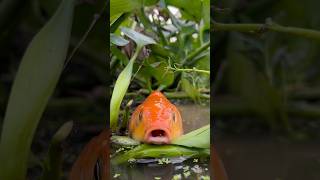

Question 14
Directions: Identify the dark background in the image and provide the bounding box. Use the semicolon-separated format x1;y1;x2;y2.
0;0;107;179
213;0;320;179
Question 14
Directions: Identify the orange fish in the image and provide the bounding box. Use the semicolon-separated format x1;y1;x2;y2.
129;91;183;144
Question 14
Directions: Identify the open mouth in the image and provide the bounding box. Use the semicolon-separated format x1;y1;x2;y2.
145;129;170;144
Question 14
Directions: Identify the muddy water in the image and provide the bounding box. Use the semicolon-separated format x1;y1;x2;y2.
178;104;210;133
216;137;320;180
111;103;211;180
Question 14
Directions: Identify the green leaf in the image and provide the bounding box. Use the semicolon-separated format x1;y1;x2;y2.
110;58;135;131
111;33;129;46
111;136;140;146
110;0;140;23
41;121;73;180
111;144;209;164
181;78;200;101
144;0;160;6
200;0;210;30
149;62;174;87
110;46;129;65
166;0;202;22
172;124;210;149
0;0;75;179
110;28;155;131
121;27;156;48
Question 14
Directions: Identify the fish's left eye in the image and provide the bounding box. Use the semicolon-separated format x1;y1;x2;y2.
138;111;143;123
172;112;176;123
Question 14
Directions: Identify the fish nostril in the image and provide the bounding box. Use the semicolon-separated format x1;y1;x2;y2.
150;130;166;137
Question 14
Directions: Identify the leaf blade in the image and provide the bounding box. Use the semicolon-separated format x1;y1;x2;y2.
0;0;75;179
172;124;210;149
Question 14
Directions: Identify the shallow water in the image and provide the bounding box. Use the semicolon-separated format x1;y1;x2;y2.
111;103;210;180
111;158;210;180
216;137;320;180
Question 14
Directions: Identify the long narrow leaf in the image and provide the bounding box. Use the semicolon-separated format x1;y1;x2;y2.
172;124;210;148
110;59;135;130
110;29;155;130
0;0;75;179
112;144;209;164
110;0;140;23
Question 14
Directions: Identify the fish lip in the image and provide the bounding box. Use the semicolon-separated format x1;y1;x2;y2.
144;128;171;144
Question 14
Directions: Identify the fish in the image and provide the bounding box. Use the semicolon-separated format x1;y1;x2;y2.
129;91;183;144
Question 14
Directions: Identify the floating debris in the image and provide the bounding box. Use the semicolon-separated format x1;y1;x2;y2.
183;171;191;178
200;175;210;180
172;174;182;180
191;165;203;173
113;173;121;178
128;158;136;163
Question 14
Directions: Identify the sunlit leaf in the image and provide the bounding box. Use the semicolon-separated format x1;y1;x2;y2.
172;124;210;149
111;33;129;46
111;144;209;164
0;0;75;179
121;27;156;48
144;62;174;88
110;46;129;65
110;58;134;130
111;136;140;146
110;0;140;23
166;0;202;21
181;78;201;101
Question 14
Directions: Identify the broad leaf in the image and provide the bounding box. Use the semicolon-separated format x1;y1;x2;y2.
111;136;140;146
172;124;210;149
181;78;201;102
110;58;135;130
110;0;140;23
111;33;129;46
112;144;209;164
121;27;156;48
0;0;75;179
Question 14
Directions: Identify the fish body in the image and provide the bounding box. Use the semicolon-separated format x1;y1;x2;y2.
129;91;183;144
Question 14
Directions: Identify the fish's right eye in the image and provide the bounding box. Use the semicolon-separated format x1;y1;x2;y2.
172;112;176;123
138;111;143;123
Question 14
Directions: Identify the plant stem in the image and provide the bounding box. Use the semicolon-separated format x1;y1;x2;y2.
212;20;320;41
167;67;210;75
64;2;107;69
213;97;320;119
126;90;210;99
182;41;210;65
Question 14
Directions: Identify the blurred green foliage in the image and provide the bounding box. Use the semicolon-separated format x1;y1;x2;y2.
110;0;210;131
0;0;107;179
213;0;320;138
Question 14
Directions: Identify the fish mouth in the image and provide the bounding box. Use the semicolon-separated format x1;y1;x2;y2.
144;128;170;144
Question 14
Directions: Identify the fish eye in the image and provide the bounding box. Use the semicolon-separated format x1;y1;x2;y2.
172;112;176;123
138;111;143;123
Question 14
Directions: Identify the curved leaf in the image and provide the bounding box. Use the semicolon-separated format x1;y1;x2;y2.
0;0;75;179
111;33;129;46
110;0;140;23
110;57;135;130
121;27;156;47
172;124;210;149
112;144;209;164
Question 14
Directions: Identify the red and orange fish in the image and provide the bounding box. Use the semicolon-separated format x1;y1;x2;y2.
129;91;183;144
69;91;228;180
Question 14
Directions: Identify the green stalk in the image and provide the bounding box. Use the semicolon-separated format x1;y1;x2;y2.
212;21;320;41
182;41;210;65
110;46;142;130
111;144;209;164
0;0;74;179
